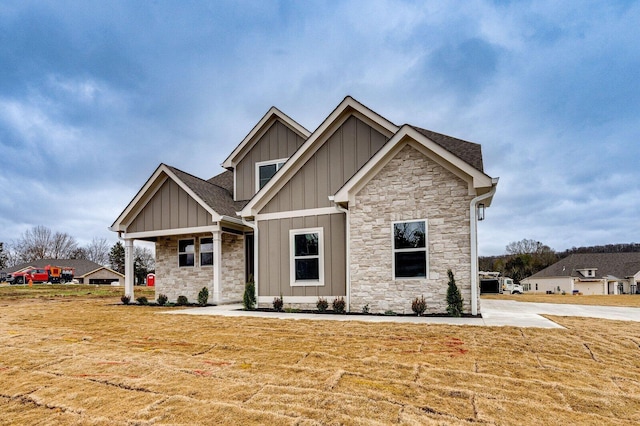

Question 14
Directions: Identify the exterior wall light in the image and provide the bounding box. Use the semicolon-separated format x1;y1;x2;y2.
477;203;485;221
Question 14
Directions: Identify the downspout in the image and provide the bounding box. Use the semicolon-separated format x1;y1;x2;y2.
469;178;498;316
241;217;258;305
333;202;350;312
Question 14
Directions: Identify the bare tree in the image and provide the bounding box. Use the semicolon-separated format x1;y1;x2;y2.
12;226;78;263
84;237;111;266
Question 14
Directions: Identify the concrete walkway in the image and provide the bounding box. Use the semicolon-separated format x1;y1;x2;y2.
161;298;640;328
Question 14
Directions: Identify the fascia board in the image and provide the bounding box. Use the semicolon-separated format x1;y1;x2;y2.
110;164;169;231
239;96;399;217
221;107;311;169
333;125;494;203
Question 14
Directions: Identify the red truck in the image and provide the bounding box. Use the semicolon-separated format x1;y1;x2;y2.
10;265;75;284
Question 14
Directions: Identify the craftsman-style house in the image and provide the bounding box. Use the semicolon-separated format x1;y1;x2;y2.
111;96;497;314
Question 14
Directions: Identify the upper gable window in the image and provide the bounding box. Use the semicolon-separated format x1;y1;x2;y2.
256;158;287;191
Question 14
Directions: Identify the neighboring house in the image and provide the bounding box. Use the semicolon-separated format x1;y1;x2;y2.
3;259;124;285
111;96;498;314
521;253;640;295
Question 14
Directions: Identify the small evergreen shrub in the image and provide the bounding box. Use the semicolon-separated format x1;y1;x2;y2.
197;287;209;306
273;295;283;312
176;295;189;306
411;295;427;316
316;297;329;312
361;304;370;314
446;269;464;317
384;310;397;316
332;296;346;314
136;296;148;305
121;295;131;305
243;275;256;310
157;293;168;306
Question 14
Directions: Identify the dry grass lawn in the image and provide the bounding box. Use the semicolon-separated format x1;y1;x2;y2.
482;293;640;307
1;287;640;425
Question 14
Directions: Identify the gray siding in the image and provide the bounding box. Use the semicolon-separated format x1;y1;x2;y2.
258;213;346;297
128;178;213;233
236;120;306;201
260;116;387;213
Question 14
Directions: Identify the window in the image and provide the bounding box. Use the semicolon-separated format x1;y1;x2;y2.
256;158;287;191
290;227;324;286
392;220;427;279
178;239;195;267
200;237;213;266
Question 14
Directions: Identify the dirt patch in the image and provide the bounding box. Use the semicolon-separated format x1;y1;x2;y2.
1;295;639;424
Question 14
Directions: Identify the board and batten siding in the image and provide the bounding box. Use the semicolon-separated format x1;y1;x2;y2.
127;178;213;233
235;120;306;201
258;213;346;298
259;116;388;214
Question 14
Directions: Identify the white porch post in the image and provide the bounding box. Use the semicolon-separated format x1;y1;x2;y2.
212;230;222;303
124;238;135;299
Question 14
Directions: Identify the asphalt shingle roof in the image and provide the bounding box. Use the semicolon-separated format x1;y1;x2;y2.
411;126;484;173
166;165;247;217
527;253;640;280
2;258;121;276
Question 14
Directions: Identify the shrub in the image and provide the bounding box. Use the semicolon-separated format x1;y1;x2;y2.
121;295;131;305
411;295;427;316
446;269;464;317
136;296;148;305
384;310;397;316
243;275;256;310
176;295;189;306
316;297;329;312
361;304;370;314
197;287;209;306
157;293;168;306
273;295;283;312
332;296;346;314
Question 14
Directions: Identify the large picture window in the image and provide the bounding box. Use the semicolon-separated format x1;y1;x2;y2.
200;237;213;266
290;227;324;286
256;158;287;191
393;220;427;279
178;239;195;267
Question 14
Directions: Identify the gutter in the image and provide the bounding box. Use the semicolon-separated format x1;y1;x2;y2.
469;178;499;316
332;199;351;312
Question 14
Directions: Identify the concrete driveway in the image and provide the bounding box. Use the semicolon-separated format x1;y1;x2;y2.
165;299;640;328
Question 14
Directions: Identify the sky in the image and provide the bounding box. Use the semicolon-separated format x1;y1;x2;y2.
0;0;638;256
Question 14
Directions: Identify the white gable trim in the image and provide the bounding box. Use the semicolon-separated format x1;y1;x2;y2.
222;106;311;169
333;125;494;204
110;164;223;232
239;96;399;217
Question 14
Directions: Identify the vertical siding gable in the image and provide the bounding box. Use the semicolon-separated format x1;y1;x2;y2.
235;119;306;201
128;179;213;232
260;115;389;214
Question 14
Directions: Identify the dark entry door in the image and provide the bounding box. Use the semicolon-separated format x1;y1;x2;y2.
245;233;254;282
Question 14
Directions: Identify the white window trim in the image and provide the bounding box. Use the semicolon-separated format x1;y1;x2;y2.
289;227;324;287
255;157;288;193
200;236;213;267
392;219;428;280
178;238;195;268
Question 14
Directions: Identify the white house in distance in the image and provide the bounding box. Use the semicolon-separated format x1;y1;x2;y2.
521;253;640;295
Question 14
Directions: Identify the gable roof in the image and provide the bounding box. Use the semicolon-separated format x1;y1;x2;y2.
333;125;495;204
111;164;246;232
221;106;311;169
527;253;640;280
239;96;400;217
3;258;124;278
207;170;234;196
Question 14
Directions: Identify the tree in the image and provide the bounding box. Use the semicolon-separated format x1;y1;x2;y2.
446;269;464;317
12;226;77;263
134;246;155;285
109;242;125;274
84;237;111;266
0;242;7;270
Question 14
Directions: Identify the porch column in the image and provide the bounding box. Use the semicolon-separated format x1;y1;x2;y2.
212;231;222;303
124;238;135;299
614;280;619;295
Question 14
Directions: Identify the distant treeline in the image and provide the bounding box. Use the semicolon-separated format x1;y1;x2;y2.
480;241;640;283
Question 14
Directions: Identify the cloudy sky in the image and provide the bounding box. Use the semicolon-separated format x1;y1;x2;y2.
0;0;638;256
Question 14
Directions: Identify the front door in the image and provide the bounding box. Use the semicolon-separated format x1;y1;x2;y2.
245;233;254;282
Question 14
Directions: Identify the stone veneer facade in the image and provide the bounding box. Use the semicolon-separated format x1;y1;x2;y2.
349;144;476;314
155;232;245;304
